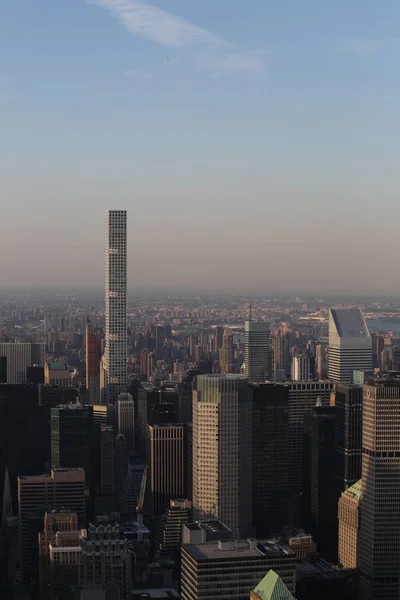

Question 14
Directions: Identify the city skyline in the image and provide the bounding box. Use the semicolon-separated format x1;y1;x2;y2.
1;1;400;293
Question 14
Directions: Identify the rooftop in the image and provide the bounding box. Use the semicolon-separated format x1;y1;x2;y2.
253;570;295;600
330;308;370;339
47;361;68;371
342;479;362;502
184;539;292;561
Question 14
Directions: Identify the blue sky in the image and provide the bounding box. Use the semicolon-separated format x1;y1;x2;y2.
1;0;400;293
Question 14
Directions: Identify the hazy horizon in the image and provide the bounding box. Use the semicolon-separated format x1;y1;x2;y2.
1;1;400;294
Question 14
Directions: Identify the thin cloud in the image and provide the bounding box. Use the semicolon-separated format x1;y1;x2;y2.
87;0;265;74
338;37;400;56
124;69;153;81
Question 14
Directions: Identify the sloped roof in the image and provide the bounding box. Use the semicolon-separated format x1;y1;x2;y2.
253;570;294;600
330;308;370;339
343;479;362;502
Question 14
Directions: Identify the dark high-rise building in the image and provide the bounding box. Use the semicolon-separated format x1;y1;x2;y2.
137;384;179;455
38;384;78;411
18;468;85;590
51;406;94;498
286;381;334;499
0;342;45;384
251;383;289;537
85;317;102;405
0;357;7;384
334;384;362;494
26;365;45;384
0;384;49;516
148;424;186;517
359;374;400;600
303;405;337;562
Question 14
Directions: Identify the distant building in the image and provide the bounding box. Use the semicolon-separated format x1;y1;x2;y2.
328;308;372;383
338;479;361;569
251;569;295;600
291;355;313;382
85;317;102;405
181;538;296;600
137;384;179;454
245;321;272;383
45;361;71;387
250;383;289;537
192;375;252;538
220;328;235;374
105;209;127;403
0;342;44;384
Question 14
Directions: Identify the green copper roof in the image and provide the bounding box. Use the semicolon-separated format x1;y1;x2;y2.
343;479;362;502
47;361;68;370
253;570;294;600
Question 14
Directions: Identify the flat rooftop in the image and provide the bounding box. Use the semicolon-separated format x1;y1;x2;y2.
184;540;291;561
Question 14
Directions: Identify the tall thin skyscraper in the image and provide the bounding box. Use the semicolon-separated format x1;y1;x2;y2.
105;210;127;403
359;374;400;600
192;374;252;537
328;308;372;383
245;321;272;383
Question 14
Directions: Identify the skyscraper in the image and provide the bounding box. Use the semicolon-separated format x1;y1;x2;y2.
192;375;252;537
291;355;312;381
303;404;337;562
148;424;186;517
220;328;235;374
245;321;272;382
105;209;127;403
334;384;363;494
359;374;400;600
117;392;135;452
18;469;85;588
85;317;102;405
328;308;372;383
0;342;44;384
250;383;289;537
338;479;361;569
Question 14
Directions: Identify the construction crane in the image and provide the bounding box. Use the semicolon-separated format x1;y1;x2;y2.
136;466;147;542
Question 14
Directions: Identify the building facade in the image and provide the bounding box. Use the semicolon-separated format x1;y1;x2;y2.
334;384;363;494
359;374;400;600
251;383;289;537
328;308;372;384
85;317;102;405
18;469;85;588
0;342;44;384
148;424;186;517
338;479;361;569
117;392;135;452
105;209;127;403
245;321;272;383
291;355;312;382
181;538;296;600
192;375;252;538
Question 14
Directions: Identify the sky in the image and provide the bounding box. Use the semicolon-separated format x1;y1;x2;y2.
1;0;400;295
